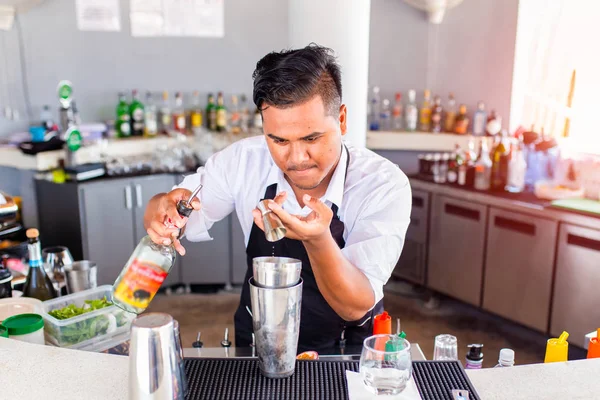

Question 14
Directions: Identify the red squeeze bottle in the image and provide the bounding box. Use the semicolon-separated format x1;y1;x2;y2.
373;311;392;335
587;329;600;359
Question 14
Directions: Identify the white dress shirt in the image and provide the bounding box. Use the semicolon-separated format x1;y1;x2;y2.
177;135;411;306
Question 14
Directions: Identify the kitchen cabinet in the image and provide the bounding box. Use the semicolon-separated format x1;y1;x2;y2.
427;195;488;306
230;213;248;285
482;207;557;332
393;189;430;285
551;224;600;347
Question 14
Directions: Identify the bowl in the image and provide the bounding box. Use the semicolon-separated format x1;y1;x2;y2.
252;257;301;288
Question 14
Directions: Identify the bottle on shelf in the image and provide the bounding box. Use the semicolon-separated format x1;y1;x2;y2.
490;130;509;191
419;89;432;132
206;93;217;131
444;93;457;132
432;153;442;183
129;89;145;136
230;94;241;134
240;94;250;133
505;136;527;193
472;101;487;136
380;99;392;131
486;109;502;136
392;92;404;131
431;95;444;133
405;89;418;132
216;92;227;132
447;148;459;184
474;138;493;191
116;92;131;138
494;348;515;368
112;185;201;314
159;91;172;134
253;107;263;133
456;145;468;186
439;153;449;183
190;91;203;135
369;86;381;131
144;91;158;137
23;229;57;301
172;92;186;134
454;104;470;135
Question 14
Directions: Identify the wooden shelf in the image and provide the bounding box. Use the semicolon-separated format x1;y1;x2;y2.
367;131;476;152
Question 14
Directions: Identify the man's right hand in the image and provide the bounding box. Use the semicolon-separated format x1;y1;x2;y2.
144;188;201;256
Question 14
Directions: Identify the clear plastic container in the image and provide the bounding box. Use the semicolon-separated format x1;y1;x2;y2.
51;330;131;355
41;285;135;348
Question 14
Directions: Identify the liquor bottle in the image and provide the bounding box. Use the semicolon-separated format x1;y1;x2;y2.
472;101;487;136
505;137;527;193
112;185;201;314
206;93;217;131
392;92;404;131
369;86;381;131
431;95;444;133
444;93;457;132
190;91;203;134
419;89;432;132
447;146;460;184
490;131;509;191
405;90;418;132
23;229;57;301
144;91;158;137
240;94;250;133
486;110;502;137
159;91;172;134
216;92;227;132
116;92;131;138
454;104;470;135
474;138;493;191
230;95;241;134
380;99;392;131
129;90;145;136
173;92;186;134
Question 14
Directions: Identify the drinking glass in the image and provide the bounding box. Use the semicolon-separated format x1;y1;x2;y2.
360;334;412;395
433;334;458;361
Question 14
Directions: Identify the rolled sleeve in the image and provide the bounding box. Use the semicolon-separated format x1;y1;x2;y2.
341;173;411;306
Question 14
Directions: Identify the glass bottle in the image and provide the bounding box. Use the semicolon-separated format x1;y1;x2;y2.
444;93;457;132
405;89;418;132
116;92;131;138
369;86;381;131
447;147;459;184
392;92;404;131
472;101;487;136
216;92;227;132
112;185;201;314
23;229;57;301
431;95;444;133
419;89;432;132
505;137;527;193
190;91;203;134
380;99;392;131
144;91;158;137
240;94;250;133
229;94;241;134
206;93;217;131
454;104;470;135
172;92;186;134
253;107;263;133
486;110;502;137
129;89;145;136
490;131;509;191
474;138;493;191
159;91;172;134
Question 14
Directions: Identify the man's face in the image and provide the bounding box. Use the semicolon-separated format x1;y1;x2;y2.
261;95;347;191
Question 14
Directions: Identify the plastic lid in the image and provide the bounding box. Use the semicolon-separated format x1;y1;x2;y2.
467;344;484;361
2;313;44;336
499;348;515;364
0;325;8;338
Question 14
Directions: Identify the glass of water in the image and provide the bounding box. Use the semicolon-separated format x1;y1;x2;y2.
433;334;458;361
360;334;412;395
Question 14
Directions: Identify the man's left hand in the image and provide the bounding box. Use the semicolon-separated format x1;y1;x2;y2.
252;192;333;242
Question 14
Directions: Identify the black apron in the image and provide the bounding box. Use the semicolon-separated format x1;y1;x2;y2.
233;146;384;353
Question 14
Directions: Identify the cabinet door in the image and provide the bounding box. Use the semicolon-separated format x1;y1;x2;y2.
231;214;248;285
482;208;557;332
131;174;181;286
180;216;231;284
427;195;488;306
80;180;136;286
551;224;600;347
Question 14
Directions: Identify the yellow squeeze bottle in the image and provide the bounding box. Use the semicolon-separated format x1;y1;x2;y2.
544;331;569;363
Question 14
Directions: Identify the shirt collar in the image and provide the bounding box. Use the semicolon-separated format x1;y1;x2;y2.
265;144;347;209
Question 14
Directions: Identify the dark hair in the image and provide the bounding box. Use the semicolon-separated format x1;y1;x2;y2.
252;44;342;116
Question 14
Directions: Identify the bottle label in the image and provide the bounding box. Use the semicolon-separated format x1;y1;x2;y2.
29;259;42;268
216;110;226;127
176;116;186;130
191;113;202;127
406;108;418;129
113;259;167;309
420;109;431;125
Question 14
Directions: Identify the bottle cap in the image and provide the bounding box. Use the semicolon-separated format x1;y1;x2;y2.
26;228;39;239
467;344;484;361
373;311;392;335
499;348;515;364
2;313;44;336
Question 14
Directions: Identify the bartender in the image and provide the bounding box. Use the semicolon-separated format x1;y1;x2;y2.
143;44;411;352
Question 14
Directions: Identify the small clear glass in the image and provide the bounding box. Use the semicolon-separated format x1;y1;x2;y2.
433;334;458;361
360;334;412;395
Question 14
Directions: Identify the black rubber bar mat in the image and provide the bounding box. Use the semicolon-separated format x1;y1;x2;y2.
184;358;481;400
412;360;481;400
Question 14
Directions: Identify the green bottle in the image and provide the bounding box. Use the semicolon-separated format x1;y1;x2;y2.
116;92;131;138
23;228;57;301
206;93;216;131
129;89;145;136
